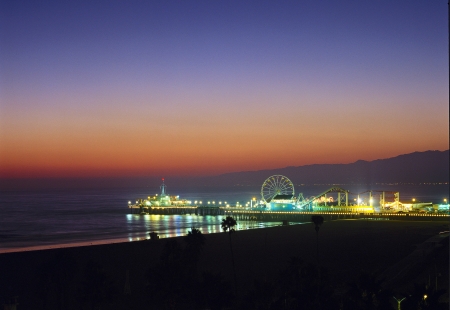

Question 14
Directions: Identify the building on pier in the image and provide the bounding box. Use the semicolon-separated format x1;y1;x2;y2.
129;179;191;213
267;194;297;211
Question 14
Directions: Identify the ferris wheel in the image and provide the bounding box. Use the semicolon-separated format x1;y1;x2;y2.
261;175;295;203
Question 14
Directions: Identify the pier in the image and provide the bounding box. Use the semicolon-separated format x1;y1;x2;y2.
129;205;449;222
129;176;449;222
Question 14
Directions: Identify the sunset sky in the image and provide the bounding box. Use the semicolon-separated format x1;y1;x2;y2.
0;0;448;178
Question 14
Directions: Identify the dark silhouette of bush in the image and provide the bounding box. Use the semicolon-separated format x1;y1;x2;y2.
273;256;337;310
342;272;394;310
78;259;118;310
149;231;159;240
401;283;448;310
146;239;183;307
35;249;78;310
184;227;206;280
198;271;233;310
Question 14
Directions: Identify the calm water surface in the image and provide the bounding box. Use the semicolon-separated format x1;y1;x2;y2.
0;184;447;252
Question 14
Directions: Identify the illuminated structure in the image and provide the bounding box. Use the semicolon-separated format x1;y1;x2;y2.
259;175;353;211
129;176;430;215
258;175;410;213
298;187;350;211
437;199;449;213
261;175;297;211
134;179;191;209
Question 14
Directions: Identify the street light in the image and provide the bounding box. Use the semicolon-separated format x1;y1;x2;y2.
393;296;406;310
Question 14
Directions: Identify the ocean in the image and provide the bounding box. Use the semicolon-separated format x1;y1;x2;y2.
0;183;448;253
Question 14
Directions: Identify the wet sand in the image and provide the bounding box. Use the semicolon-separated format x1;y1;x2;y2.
0;219;448;308
0;237;134;254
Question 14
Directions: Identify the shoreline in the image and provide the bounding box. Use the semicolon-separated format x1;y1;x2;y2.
0;237;133;254
1;213;447;255
0;219;298;254
0;219;447;309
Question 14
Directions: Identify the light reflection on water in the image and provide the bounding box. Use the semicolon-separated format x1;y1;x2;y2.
1;184;447;251
125;214;291;241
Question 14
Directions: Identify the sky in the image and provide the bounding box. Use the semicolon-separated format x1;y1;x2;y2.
0;0;448;178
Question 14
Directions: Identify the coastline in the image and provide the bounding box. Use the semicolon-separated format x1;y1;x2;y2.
0;219;295;254
0;219;448;308
0;237;132;254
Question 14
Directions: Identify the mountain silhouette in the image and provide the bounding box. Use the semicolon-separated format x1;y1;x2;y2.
199;150;449;187
2;150;447;191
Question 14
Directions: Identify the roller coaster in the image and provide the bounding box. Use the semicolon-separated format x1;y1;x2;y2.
261;175;403;212
296;187;350;209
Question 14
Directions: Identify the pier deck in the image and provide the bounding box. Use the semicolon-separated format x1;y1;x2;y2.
129;205;449;222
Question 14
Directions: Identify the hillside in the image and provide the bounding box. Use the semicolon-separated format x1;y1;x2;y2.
1;150;447;191
200;150;449;187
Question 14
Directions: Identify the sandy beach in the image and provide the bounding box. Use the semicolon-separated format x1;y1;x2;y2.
0;219;448;309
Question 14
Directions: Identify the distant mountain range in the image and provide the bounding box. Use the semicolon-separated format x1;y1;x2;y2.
1;150;448;191
198;150;449;187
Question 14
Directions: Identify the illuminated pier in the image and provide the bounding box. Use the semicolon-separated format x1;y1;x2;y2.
128;176;449;221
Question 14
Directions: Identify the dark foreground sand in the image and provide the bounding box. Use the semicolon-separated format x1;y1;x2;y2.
0;219;448;309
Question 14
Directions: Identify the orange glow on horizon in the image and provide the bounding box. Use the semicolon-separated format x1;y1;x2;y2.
1;1;448;180
1;143;448;179
1;85;448;179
